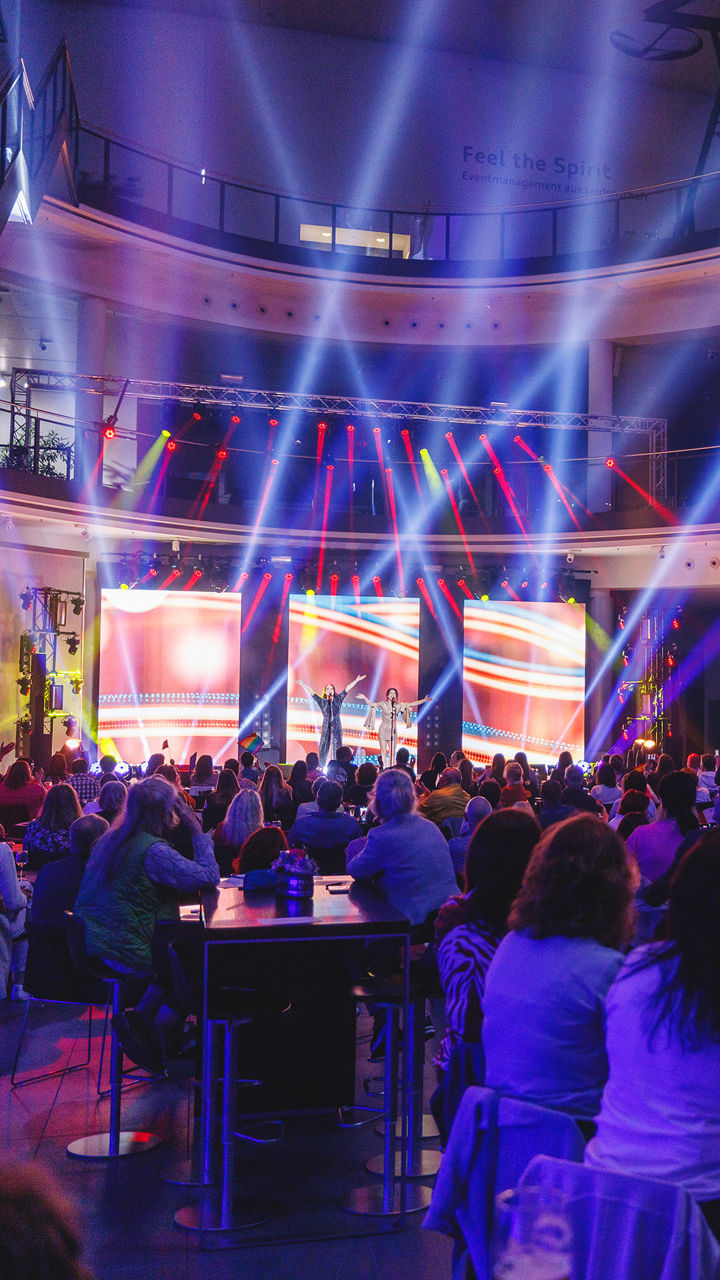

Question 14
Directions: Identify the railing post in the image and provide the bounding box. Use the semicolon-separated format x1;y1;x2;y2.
388;211;393;259
331;203;337;251
167;163;173;217
32;416;41;475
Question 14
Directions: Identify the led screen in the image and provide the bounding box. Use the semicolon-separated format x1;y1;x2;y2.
462;600;586;764
98;589;242;765
287;595;421;763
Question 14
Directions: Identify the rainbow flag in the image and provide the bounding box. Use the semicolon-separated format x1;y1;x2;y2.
239;733;263;753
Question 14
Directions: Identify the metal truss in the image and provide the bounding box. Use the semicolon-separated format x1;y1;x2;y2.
13;368;665;433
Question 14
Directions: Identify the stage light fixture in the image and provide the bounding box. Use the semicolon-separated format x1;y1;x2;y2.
605;456;616;468
192;404;202;421
17;675;30;696
66;633;80;656
70;594;85;615
70;677;83;695
231;414;241;424
346;423;355;432
216;447;228;461
102;422;116;440
166;437;177;452
269;418;279;428
19;588;32;611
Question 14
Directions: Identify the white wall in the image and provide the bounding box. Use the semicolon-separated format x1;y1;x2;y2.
24;2;710;212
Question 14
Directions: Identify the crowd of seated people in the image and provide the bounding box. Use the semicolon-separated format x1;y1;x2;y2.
3;737;720;1242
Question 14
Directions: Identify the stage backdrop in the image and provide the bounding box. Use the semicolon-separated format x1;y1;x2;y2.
287;595;421;763
462;600;586;764
98;589;242;765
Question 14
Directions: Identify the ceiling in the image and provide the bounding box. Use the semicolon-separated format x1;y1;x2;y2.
65;0;720;93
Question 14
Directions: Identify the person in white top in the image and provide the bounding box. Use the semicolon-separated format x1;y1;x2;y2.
586;828;720;1239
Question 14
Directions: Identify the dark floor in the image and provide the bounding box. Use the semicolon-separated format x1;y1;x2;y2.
0;997;453;1279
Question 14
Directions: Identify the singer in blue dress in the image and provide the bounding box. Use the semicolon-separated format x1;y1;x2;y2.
298;675;366;767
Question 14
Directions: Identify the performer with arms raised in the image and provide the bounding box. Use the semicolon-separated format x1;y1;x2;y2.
297;675;366;768
357;687;431;769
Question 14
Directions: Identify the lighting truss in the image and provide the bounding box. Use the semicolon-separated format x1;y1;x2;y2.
10;369;668;499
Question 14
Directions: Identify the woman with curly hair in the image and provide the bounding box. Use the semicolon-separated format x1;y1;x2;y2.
482;814;636;1120
586;829;720;1237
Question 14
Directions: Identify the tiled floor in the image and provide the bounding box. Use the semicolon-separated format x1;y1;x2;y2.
0;998;453;1279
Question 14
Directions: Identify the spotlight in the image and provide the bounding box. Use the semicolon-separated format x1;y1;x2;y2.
70;594;84;615
192;404;202;421
102;422;116;440
605;457;616;468
66;633;80;656
166;437;177;451
19;587;33;611
216;447;228;461
231;414;241;424
70;677;83;695
17;675;30;696
269;418;279;428
346;423;355;432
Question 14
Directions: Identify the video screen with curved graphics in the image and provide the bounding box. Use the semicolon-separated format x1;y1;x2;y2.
98;589;242;765
287;595;421;763
462;600;586;764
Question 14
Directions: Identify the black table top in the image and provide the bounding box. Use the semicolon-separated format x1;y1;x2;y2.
196;875;410;940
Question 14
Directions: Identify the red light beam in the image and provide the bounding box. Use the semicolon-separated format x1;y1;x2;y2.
440;468;477;575
242;572;273;633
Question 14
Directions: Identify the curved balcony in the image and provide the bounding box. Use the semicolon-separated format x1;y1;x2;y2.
70;122;720;280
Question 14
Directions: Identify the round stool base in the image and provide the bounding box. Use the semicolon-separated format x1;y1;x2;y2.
67;1131;162;1160
161;1159;209;1186
342;1183;433;1216
174;1197;278;1232
366;1149;442;1179
374;1114;439;1139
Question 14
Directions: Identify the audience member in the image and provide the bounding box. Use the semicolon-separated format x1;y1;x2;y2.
395;747;417;781
550;749;574;784
335;745;357;788
258;763;294;830
76;777;220;1066
234;824;288;873
83;778;125;822
418;768;470;827
144;752;165;777
489;753;506;786
239;751;260;783
0;1159;95;1280
586;830;720;1237
214;788;264;875
610;752;625;786
345;761;378;808
434;808;540;1074
201;766;240;832
222;758;240;777
48;753;69;786
590;762;622;809
514;751;539;799
67;758;100;806
346;769;458;926
457;756;474;796
616;809;650;843
31;814;108;930
537;778;573;830
305;751;322;782
646;752;674;797
188;753;218;797
477;777;501;810
419;752;447;793
607;769;657;822
626;769;699;881
295;774;326;820
98;754;119;780
608;787;651;831
288;760;313;806
0;825;31;998
560;764;604;816
498;761;532;810
22;784;82;871
0;759;47;820
482;815;635;1120
698;752;718;800
153;764;194;811
447;795;492;876
288;780;362;863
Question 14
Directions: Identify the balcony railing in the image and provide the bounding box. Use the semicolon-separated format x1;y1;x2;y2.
70;121;720;278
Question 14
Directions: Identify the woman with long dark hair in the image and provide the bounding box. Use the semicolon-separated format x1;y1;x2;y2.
434;808;540;1073
0;760;46;820
482;814;636;1119
626;769;699;881
586;830;720;1236
419;752;447;793
258;764;295;830
296;675;366;768
22;784;82;870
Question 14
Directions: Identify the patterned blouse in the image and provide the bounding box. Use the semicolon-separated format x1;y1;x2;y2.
435;917;500;1072
22;823;73;871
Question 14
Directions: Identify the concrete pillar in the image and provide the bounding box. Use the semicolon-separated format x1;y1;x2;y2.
74;295;107;485
586;587;616;754
587;339;614;514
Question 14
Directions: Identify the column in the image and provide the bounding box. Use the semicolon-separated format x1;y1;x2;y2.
587;339;614;514
74;295;107;485
586;587;616;754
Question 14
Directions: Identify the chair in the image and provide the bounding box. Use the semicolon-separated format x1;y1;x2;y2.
520;1155;720;1280
11;919;111;1087
423;1086;586;1278
302;843;348;875
63;912;162;1159
0;803;30;838
439;816;464;841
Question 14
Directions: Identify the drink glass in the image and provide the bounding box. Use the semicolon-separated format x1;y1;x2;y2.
493;1186;572;1280
15;847;28;880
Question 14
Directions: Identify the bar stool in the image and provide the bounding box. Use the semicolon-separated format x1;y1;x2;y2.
365;984;441;1179
64;912;162;1159
342;973;433;1216
174;1012;282;1232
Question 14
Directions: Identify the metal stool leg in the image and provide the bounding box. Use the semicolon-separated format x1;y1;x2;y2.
12;997;97;1088
67;979;162;1159
366;996;441;1179
175;1018;279;1232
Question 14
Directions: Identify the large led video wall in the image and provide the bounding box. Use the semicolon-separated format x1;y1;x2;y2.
98;590;243;765
287;595;421;762
462;600;586;764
